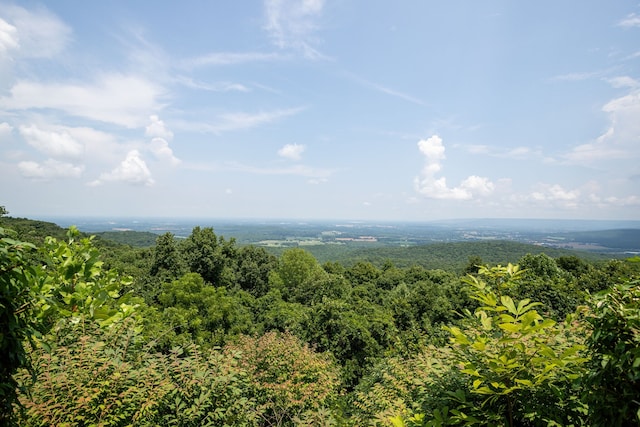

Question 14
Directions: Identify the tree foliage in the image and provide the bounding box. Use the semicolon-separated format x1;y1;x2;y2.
225;331;341;426
4;217;640;425
0;227;37;423
582;278;640;426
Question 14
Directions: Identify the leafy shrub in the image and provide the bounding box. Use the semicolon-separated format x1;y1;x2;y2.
352;346;462;426
393;264;589;426
583;278;640;426
17;319;258;426
0;227;37;424
225;331;341;426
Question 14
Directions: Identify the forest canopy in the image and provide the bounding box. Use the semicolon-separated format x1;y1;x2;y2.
1;216;639;426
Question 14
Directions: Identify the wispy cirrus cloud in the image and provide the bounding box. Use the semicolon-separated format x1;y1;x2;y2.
0;4;72;60
174;107;306;134
564;82;640;164
174;76;250;92
618;13;640;28
182;51;284;69
461;144;544;161
345;72;427;106
0;74;165;128
225;161;333;179
264;0;327;59
18;159;84;180
550;70;605;82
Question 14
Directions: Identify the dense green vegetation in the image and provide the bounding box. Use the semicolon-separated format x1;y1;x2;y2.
1;213;639;426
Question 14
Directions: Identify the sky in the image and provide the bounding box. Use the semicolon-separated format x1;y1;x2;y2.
1;1;639;221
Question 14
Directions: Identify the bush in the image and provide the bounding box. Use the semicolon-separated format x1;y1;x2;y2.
225;331;341;426
17;319;258;426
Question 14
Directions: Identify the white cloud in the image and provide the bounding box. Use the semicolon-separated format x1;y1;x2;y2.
565;88;640;164
1;5;71;59
466;144;490;154
606;76;639;88
0;18;19;54
175;107;305;134
460;175;495;196
145;115;180;165
91;150;154;186
18;158;84;180
604;195;640;206
618;13;640;28
0;122;13;139
175;76;250;92
145;115;173;140
278;143;305;160
226;161;332;179
19;124;83;159
264;0;326;58
350;74;426;106
530;184;579;202
149;137;180;166
183;52;284;68
0;74;164;128
307;177;328;184
414;135;495;200
551;71;602;82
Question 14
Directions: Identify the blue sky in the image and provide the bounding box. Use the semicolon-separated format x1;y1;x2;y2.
1;1;639;221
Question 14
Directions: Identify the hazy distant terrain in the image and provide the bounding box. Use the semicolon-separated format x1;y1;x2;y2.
42;217;640;256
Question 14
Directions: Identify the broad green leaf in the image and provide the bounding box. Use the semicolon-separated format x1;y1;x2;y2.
498;322;522;333
501;295;517;315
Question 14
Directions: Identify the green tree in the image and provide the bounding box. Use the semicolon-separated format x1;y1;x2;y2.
181;227;237;287
234;245;278;297
268;248;328;304
150;232;185;282
303;298;389;388
582;278;640;426
0;206;8;217
153;273;254;349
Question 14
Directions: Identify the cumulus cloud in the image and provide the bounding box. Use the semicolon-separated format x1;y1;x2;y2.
278;143;305;160
1;5;71;59
90;150;154;186
18;159;84;180
149;137;180;166
530;184;580;202
145;114;173;140
19;124;83;159
0;74;163;128
145;115;180;165
264;0;326;58
414;135;495;200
